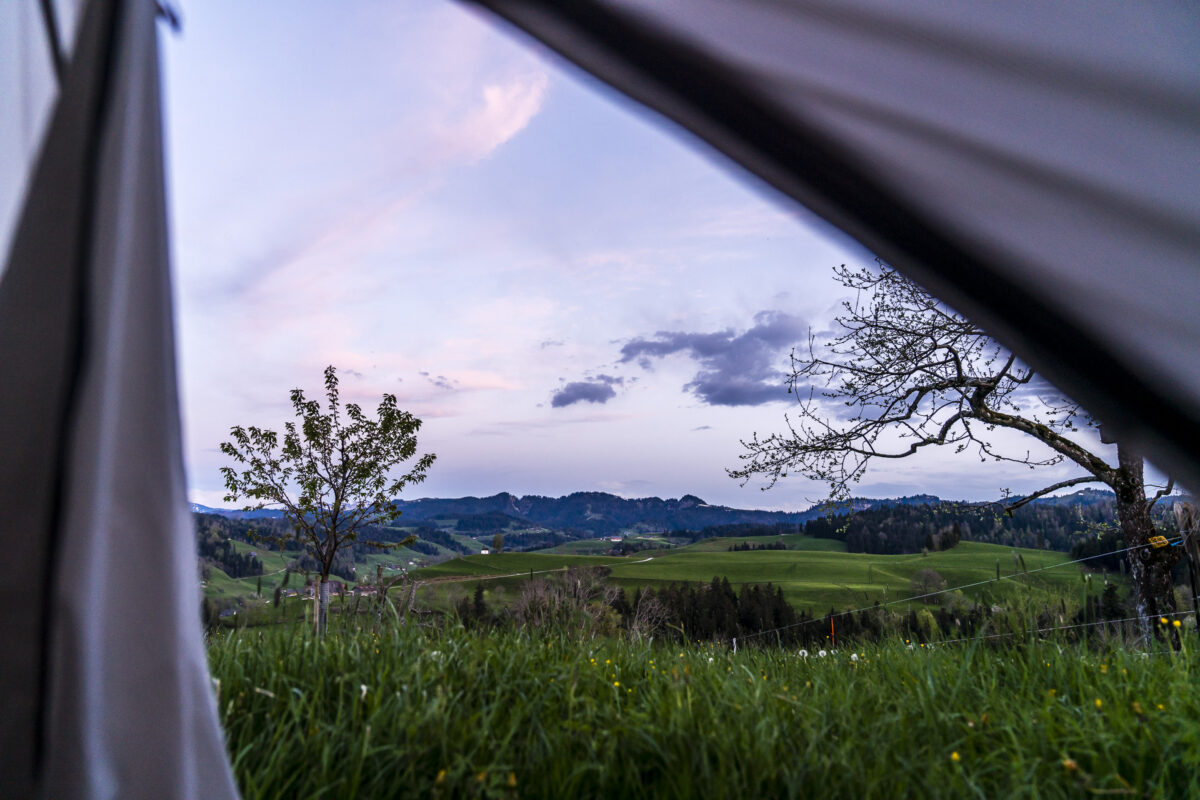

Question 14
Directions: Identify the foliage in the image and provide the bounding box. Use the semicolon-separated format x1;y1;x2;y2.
197;528;263;579
209;626;1200;799
452;512;529;532
219;366;435;589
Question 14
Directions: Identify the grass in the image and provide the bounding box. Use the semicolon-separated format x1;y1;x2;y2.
209;624;1200;799
413;552;630;579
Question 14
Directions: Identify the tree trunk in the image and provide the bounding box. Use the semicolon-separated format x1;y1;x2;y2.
1114;443;1176;639
315;577;330;636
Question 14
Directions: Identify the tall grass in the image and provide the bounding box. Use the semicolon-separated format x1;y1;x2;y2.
209;626;1199;798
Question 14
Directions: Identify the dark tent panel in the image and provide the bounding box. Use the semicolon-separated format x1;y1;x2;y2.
469;0;1200;489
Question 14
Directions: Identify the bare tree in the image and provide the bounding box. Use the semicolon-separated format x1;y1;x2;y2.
910;568;947;600
627;591;669;639
730;263;1180;630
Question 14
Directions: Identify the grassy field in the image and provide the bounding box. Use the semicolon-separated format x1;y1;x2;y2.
208;625;1200;799
411;538;1092;614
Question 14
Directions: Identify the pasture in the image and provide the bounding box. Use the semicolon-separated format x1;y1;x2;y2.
412;538;1092;614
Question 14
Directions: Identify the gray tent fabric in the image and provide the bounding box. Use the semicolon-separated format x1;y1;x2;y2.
0;0;237;797
468;0;1200;490
1;0;1197;795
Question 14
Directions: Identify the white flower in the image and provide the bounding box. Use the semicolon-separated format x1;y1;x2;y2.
850;653;859;662
798;649;808;659
708;657;714;663
818;649;827;658
360;684;368;701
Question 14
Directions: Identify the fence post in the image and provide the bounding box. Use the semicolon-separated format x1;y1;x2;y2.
1173;503;1200;641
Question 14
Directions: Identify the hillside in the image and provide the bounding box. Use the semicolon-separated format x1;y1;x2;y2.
412;536;1088;614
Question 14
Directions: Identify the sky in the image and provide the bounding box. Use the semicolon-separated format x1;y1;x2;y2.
163;0;1115;511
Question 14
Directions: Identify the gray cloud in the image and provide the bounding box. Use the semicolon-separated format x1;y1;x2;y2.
418;370;456;391
620;311;805;406
540;339;564;349
551;374;623;408
692;425;713;431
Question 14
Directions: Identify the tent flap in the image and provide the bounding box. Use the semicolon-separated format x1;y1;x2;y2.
469;0;1200;489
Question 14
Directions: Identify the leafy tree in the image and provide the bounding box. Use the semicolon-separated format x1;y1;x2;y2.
492;532;504;553
730;263;1179;632
220;366;435;634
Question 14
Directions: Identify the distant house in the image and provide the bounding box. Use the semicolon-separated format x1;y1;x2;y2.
480;548;490;555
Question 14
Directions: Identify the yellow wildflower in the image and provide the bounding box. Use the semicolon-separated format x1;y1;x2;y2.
436;770;446;785
1062;759;1077;773
507;772;518;788
950;752;961;763
1095;698;1103;709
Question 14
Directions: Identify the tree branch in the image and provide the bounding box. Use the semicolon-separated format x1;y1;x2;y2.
999;475;1105;514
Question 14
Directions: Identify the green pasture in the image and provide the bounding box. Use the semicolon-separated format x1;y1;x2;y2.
536;539;620;555
413;552;629;579
410;538;1096;614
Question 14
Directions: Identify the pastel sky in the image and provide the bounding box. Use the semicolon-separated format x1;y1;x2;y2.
163;1;1112;511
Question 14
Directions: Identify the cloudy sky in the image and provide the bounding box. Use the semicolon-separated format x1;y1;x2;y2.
163;1;1106;510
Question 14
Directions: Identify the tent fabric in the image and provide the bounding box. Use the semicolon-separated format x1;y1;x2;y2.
0;0;238;797
468;0;1200;489
0;0;88;269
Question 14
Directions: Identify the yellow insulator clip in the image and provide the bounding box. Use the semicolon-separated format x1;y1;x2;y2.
1149;535;1169;549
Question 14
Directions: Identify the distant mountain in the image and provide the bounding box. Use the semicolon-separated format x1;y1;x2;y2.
190;503;284;520
190;491;949;535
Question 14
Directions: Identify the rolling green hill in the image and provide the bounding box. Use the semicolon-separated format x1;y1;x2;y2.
412;537;1097;614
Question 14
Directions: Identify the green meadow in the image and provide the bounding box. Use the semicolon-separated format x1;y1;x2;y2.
209;625;1200;799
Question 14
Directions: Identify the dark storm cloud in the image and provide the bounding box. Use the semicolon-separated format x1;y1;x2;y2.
619;311;806;406
551;374;624;408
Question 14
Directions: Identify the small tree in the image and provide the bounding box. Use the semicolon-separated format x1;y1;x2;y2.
220;366;435;634
492;532;504;554
910;568;947;600
730;263;1179;633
